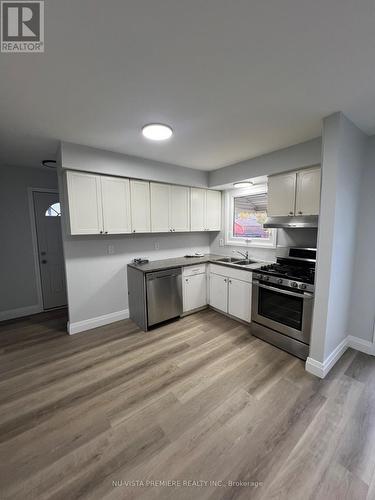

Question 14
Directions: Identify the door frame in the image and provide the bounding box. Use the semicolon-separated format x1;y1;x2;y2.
28;187;60;312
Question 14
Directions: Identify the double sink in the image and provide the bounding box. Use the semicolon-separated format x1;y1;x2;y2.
216;256;259;268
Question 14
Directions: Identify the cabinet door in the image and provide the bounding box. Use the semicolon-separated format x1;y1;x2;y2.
267;173;297;216
205;190;221;230
170;185;190;232
66;171;103;235
190;188;206;231
228;278;251;323
150;183;170;232
209;273;228;312
295;168;321;216
101;176;131;234
130;180;150;233
183;274;207;312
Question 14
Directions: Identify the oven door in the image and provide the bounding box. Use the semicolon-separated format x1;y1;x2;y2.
252;281;314;344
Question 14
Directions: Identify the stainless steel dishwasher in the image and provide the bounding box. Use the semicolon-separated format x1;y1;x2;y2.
146;268;182;327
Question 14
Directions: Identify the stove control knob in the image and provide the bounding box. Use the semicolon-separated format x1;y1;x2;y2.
299;283;307;290
277;278;283;285
291;282;298;288
263;276;269;281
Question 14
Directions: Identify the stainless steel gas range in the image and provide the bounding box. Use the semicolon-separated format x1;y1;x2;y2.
250;247;316;360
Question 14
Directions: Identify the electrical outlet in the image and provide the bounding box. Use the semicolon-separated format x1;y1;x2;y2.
154;241;160;250
219;238;224;247
108;245;115;255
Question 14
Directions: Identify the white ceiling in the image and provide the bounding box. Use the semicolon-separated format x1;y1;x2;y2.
1;0;375;170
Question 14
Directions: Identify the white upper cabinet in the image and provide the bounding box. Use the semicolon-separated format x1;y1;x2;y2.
190;188;222;231
267;166;321;217
267;172;297;217
130;180;150;233
205;190;222;230
66;172;221;235
150;182;170;232
190;188;206;231
170;185;190;232
151;183;190;232
295;167;321;216
101;176;131;234
66;171;103;235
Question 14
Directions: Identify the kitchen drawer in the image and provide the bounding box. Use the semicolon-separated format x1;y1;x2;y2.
208;264;252;283
183;264;207;277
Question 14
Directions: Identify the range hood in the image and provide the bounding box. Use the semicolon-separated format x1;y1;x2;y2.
263;215;319;229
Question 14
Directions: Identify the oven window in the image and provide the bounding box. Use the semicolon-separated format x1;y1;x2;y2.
258;287;303;331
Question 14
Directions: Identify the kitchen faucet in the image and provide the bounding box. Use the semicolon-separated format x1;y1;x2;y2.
233;250;249;260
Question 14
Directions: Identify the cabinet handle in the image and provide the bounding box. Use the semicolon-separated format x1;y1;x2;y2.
105;231;108;234
229;280;232;284
133;230;136;233
100;231;103;234
224;278;227;283
289;212;293;215
185;278;189;282
298;211;303;215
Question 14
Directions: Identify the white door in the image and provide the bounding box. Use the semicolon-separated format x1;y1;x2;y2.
33;192;67;310
150;183;170;232
295;168;321;216
130;180;150;233
170;185;190;232
267;173;297;216
209;273;228;312
190;188;206;231
183;274;207;312
228;278;251;322
66;171;103;235
205;190;221;230
101;176;131;234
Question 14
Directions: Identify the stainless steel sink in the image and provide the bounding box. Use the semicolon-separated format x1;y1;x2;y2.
216;257;242;263
233;259;258;266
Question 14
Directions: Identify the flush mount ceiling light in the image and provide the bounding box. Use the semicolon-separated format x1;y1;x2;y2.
233;181;254;188
142;123;173;141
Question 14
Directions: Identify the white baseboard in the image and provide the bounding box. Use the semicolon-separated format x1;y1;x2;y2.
0;304;43;322
306;333;375;378
68;309;129;335
306;336;349;378
347;335;375;355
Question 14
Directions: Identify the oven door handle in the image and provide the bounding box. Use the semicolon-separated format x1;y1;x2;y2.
253;282;314;299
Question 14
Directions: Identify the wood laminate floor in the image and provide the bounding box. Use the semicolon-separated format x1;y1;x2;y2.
0;309;375;500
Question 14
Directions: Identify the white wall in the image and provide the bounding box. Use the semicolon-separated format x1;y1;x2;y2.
60;142;209;187
63;232;210;325
208;137;321;188
0;165;58;319
348;135;375;343
309;113;367;367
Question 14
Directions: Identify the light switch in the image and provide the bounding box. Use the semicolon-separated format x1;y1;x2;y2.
219;238;224;247
108;245;115;255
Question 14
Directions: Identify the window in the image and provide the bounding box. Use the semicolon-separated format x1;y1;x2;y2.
225;186;277;247
45;202;61;217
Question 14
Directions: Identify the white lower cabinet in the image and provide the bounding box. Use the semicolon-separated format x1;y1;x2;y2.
228;278;251;322
208;266;252;322
209;273;228;312
183;274;207;312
